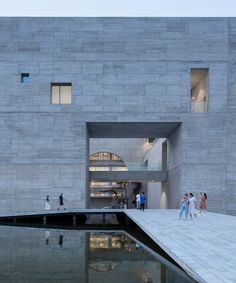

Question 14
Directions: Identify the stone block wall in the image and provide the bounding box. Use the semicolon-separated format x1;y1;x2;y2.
0;17;234;214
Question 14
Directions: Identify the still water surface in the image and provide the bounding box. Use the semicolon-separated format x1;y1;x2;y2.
0;226;196;283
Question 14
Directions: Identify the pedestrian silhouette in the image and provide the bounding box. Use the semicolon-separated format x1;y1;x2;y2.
59;234;64;248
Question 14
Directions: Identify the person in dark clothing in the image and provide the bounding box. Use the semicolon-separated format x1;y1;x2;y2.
59;234;64;248
140;192;146;211
58;193;66;210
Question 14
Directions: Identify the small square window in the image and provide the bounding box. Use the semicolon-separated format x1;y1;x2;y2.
21;73;30;83
51;83;72;104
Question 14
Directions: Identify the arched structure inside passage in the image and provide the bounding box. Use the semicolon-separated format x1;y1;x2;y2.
89;152;127;171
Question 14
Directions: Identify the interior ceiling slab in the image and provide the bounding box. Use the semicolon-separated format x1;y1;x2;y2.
87;122;181;138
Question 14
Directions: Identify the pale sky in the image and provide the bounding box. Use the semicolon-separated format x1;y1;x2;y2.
0;0;236;17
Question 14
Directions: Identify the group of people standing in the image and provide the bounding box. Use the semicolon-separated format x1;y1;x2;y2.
135;192;146;211
45;193;66;210
179;192;207;220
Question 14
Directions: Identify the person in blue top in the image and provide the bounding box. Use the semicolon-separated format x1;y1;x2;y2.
140;192;146;211
179;193;189;219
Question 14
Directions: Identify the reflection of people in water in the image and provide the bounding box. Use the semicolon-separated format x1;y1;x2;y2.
45;231;50;245
59;235;64;248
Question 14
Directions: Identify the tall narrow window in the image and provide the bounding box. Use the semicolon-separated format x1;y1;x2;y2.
191;69;208;112
51;83;72;104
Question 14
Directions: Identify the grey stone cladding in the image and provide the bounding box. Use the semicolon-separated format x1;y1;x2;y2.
0;17;234;214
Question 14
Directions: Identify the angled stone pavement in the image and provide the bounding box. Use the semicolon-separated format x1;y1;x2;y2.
124;209;236;283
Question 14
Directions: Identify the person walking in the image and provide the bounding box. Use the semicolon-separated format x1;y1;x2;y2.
45;230;50;245
45;195;50;210
199;192;207;215
136;192;141;210
140;192;145;212
189;193;197;219
58;193;66;210
179;193;189;219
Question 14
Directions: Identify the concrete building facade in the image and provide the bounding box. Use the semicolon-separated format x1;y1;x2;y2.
0;17;235;214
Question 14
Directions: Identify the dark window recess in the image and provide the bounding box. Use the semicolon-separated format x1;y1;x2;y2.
21;73;30;83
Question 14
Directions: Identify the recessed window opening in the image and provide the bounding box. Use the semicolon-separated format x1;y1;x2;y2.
191;69;208;112
51;83;72;104
21;73;30;83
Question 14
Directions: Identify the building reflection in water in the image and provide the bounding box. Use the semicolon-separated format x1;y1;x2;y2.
88;233;154;282
88;233;193;283
0;226;195;283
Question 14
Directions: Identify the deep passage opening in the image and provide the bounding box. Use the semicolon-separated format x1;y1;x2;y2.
87;122;181;210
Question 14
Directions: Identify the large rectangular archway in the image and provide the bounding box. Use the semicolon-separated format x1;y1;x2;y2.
86;122;182;209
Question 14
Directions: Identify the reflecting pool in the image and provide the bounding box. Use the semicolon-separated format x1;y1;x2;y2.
0;226;196;283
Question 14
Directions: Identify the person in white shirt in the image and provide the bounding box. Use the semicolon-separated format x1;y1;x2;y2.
136;192;141;210
189;193;197;219
45;195;50;210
